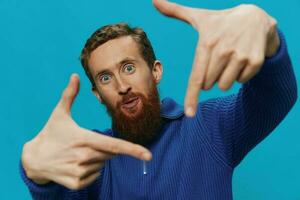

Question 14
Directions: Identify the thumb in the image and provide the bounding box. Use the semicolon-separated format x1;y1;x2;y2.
152;0;194;24
58;73;80;114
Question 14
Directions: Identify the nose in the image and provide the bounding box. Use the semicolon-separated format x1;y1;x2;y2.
116;77;131;95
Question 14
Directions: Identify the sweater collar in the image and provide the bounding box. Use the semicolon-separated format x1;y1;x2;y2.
160;97;184;119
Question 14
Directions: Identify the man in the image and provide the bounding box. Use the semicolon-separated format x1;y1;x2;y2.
20;0;297;199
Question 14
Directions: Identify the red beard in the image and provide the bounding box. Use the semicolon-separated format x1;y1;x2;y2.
103;82;162;146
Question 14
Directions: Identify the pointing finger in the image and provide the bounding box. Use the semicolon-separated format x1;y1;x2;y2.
184;41;211;117
81;129;152;161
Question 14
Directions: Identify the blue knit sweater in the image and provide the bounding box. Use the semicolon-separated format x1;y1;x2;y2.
20;30;297;200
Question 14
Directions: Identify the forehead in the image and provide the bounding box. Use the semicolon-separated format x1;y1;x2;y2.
88;36;142;73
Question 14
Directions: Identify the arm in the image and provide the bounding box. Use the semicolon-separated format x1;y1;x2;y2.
20;160;106;200
199;30;297;167
20;74;152;199
153;0;297;167
20;162;81;200
153;1;285;117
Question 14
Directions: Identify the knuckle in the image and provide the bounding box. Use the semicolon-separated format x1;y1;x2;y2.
247;63;260;73
74;166;86;178
69;139;82;148
108;142;120;154
269;17;277;27
245;4;258;9
81;148;94;159
78;153;90;163
70;179;83;190
240;4;259;12
249;57;264;68
204;38;218;49
215;47;231;59
233;52;248;63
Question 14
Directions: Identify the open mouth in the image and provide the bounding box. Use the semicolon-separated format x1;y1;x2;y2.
121;97;140;110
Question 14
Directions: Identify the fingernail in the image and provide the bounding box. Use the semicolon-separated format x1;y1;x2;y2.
186;107;194;117
142;152;152;161
71;73;78;80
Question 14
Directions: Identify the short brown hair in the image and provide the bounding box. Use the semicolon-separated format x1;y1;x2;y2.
80;23;156;87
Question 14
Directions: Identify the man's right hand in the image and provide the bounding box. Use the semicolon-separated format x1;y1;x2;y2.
21;74;152;190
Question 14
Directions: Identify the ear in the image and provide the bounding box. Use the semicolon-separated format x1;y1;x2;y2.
92;86;104;104
152;60;163;84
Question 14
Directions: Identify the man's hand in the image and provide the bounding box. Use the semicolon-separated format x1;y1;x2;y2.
21;74;152;190
153;0;280;117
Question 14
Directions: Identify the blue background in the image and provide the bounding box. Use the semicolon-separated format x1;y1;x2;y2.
0;0;299;199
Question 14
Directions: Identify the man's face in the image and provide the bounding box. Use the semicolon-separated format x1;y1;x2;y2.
88;36;163;145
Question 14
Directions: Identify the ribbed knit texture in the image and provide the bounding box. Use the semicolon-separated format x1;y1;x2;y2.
20;30;297;200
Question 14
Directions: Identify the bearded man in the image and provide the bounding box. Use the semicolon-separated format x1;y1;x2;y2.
20;0;297;199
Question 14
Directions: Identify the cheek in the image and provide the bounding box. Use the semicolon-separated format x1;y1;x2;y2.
131;71;154;93
99;88;118;107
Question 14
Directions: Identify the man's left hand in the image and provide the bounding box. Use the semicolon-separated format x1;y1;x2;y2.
153;0;280;117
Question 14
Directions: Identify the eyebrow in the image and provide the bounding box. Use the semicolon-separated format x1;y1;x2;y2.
94;57;136;79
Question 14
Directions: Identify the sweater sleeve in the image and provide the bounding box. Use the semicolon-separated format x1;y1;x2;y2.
19;129;109;199
198;29;298;168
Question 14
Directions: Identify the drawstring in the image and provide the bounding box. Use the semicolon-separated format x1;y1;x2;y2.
143;160;147;175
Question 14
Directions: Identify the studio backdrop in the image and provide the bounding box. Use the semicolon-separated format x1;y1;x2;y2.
0;0;299;199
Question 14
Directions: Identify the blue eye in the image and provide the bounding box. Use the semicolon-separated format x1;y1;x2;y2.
100;74;111;83
124;64;135;74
